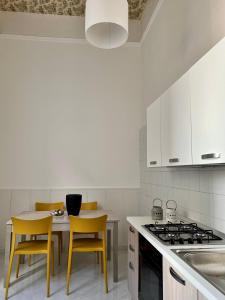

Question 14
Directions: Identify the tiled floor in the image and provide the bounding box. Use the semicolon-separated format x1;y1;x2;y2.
0;250;130;300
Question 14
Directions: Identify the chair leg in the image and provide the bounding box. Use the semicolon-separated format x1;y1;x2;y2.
66;250;73;295
46;253;51;297
5;252;14;300
58;235;61;265
51;247;55;276
96;252;99;264
103;250;108;293
28;254;31;266
60;232;63;253
16;255;21;278
101;252;104;273
28;235;34;267
95;234;99;264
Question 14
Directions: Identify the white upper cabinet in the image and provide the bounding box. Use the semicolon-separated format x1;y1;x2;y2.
161;72;192;166
190;37;225;165
146;37;225;167
147;98;161;167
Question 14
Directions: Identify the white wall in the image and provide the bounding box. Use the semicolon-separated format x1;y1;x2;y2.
0;36;141;249
141;0;225;124
0;36;141;188
140;0;225;234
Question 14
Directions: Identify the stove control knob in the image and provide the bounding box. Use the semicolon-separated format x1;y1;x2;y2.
178;238;184;244
188;238;194;244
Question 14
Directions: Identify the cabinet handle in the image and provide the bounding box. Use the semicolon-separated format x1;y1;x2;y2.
170;267;186;286
129;226;135;233
129;244;135;252
201;153;221;160
129;262;135;271
169;158;179;163
150;161;157;165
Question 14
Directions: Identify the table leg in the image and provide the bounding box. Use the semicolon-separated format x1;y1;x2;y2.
107;229;111;261
4;226;12;287
112;222;118;283
20;235;26;264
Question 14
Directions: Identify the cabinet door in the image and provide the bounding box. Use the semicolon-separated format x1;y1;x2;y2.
128;224;139;300
190;37;225;165
161;72;192;166
198;291;208;300
147;98;161;167
163;258;198;300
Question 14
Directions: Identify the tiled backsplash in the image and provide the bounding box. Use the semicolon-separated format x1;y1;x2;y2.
0;188;139;250
139;126;225;234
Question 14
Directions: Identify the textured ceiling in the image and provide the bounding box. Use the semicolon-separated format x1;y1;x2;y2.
0;0;148;20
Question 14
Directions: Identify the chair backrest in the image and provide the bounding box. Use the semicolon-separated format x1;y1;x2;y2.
11;216;53;235
69;215;107;234
81;201;97;210
11;216;53;254
35;202;64;211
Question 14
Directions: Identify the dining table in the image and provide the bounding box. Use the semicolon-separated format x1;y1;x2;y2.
4;209;120;287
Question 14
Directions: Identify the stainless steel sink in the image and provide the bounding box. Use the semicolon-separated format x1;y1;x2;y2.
174;248;225;295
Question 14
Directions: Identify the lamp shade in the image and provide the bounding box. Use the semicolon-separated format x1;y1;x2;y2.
85;0;128;49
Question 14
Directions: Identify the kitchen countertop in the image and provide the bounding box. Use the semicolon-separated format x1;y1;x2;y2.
127;216;225;300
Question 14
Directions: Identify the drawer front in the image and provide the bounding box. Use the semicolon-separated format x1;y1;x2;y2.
128;223;139;300
163;258;198;300
128;259;138;300
128;225;138;264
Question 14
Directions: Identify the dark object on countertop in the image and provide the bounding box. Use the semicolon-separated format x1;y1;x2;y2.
66;194;82;216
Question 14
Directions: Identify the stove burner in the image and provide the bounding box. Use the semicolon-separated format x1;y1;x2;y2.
180;225;195;231
144;222;222;245
155;226;165;231
168;233;176;238
195;232;206;238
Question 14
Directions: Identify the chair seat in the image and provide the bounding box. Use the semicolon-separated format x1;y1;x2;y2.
15;240;54;254
72;238;103;252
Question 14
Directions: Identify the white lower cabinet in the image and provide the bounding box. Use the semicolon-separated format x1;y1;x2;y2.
197;292;208;300
127;224;139;300
163;258;198;300
127;231;210;300
163;258;209;300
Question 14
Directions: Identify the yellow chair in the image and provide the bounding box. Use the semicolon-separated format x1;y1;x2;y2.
5;216;54;300
66;215;108;295
30;202;64;265
80;201;99;261
80;201;98;210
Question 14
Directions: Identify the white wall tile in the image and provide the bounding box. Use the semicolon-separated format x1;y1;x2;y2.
211;194;225;220
50;189;88;204
199;172;213;193
213;217;225;233
30;189;51;210
139;130;225;236
11;190;30;215
86;189;106;209
211;170;225;195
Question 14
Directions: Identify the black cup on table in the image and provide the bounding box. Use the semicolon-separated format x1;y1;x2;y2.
66;194;82;216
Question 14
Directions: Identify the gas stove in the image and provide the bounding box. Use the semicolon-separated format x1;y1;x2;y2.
144;222;223;245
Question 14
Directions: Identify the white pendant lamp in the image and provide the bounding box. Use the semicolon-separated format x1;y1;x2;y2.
85;0;128;49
